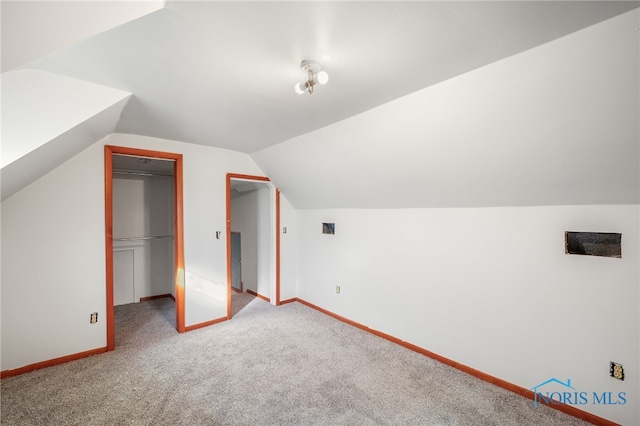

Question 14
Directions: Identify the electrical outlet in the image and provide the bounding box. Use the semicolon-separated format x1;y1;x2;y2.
336;285;340;294
610;361;624;381
90;312;98;324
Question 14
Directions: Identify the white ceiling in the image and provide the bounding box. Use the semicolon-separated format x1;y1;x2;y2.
2;1;638;208
0;0;163;72
253;8;639;208
0;69;131;201
18;1;639;154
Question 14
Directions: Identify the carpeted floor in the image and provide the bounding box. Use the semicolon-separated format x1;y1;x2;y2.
231;292;255;318
1;296;590;425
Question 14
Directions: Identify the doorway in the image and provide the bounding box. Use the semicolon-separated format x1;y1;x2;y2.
226;173;281;319
105;146;185;351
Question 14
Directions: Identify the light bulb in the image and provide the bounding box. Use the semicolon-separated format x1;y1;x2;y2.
294;82;306;94
316;71;329;85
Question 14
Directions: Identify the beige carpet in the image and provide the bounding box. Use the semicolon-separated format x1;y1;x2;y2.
1;296;590;425
231;291;256;318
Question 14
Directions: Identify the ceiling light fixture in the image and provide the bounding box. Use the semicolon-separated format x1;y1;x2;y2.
294;60;329;95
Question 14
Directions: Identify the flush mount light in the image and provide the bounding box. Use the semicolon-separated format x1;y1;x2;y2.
294;60;329;95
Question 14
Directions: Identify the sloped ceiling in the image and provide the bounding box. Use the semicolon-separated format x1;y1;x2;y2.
1;0;164;72
254;9;639;208
2;1;638;207
1;70;131;201
18;1;638;154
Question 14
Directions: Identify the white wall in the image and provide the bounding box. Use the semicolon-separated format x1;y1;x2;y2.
147;176;175;298
231;186;274;299
1;133;266;371
296;205;639;425
255;187;272;298
113;174;174;301
231;187;298;301
1;142;107;370
231;192;259;293
279;194;297;301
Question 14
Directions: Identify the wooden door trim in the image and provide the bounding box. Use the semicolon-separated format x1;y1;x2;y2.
275;189;281;305
105;145;185;351
104;149;114;349
226;173;280;319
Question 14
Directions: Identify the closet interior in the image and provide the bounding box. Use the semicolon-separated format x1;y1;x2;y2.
111;155;175;310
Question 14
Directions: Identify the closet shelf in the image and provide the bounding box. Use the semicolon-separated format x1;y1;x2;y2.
114;235;174;241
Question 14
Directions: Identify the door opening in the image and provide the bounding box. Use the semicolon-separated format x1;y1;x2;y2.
105;146;185;351
226;174;280;319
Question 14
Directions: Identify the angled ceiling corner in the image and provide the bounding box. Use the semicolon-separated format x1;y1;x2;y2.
1;0;165;72
1;69;131;201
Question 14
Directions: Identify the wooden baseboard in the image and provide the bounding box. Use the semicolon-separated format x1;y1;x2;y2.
0;298;621;425
246;289;270;303
139;293;175;302
1;347;107;379
293;298;619;426
184;316;227;332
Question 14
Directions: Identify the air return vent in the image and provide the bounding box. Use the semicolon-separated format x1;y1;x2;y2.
322;223;335;235
565;232;621;258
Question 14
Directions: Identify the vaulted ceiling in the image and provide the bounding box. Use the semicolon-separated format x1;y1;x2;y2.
5;1;637;153
2;1;638;207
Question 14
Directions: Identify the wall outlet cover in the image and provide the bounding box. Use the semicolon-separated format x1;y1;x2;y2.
610;361;624;381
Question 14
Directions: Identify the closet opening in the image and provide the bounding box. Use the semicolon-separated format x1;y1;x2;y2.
105;146;185;351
